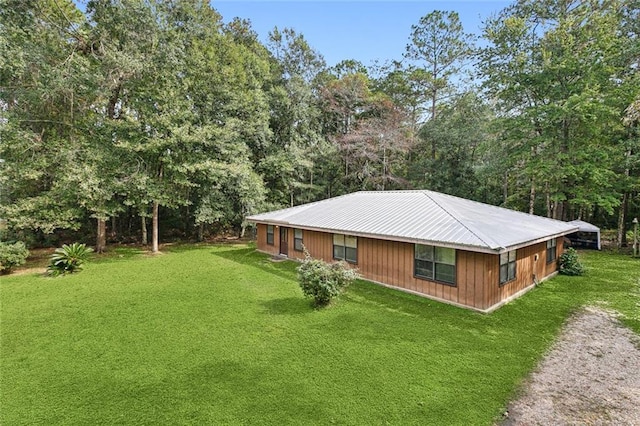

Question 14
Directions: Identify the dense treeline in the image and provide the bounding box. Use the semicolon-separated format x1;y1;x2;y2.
1;0;638;252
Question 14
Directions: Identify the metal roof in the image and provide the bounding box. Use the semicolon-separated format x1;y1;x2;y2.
246;190;579;254
568;220;600;233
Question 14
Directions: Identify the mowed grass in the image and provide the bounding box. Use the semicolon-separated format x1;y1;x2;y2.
1;245;638;425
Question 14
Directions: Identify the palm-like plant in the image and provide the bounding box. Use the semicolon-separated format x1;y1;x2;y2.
48;243;94;276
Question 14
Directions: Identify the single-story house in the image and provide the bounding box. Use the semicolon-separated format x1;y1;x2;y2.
566;220;601;250
246;190;578;312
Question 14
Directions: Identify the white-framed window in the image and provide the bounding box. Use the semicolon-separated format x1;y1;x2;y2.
414;244;456;286
500;250;517;284
546;238;557;263
266;225;274;245
333;234;357;263
294;229;303;251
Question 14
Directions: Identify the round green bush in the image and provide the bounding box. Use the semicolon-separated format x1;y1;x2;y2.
0;241;30;273
558;247;585;276
297;250;359;307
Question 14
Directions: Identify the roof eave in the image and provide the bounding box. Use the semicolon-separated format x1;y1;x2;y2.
248;219;502;254
247;219;580;255
500;227;580;252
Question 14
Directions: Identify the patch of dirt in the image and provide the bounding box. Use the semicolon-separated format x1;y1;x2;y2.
269;255;288;262
8;266;47;276
503;307;640;425
7;247;53;276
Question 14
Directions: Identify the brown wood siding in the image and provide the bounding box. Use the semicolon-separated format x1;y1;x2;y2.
353;237;494;309
256;224;278;255
255;225;562;311
484;241;555;309
285;229;333;262
545;237;563;276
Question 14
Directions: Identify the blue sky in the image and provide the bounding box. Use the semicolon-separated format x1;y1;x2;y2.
212;1;512;67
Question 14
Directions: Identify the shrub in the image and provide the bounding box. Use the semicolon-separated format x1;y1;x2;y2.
558;247;585;276
297;250;359;307
48;243;93;276
0;241;29;274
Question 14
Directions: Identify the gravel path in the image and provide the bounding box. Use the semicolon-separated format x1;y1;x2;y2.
503;307;640;426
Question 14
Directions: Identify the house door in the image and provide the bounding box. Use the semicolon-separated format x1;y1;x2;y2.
279;227;288;256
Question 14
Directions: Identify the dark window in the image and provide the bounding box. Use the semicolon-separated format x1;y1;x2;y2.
500;250;517;284
294;229;303;251
266;225;274;245
414;244;456;285
333;234;357;263
546;239;557;263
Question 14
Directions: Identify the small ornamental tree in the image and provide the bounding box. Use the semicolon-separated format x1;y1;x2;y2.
48;243;93;276
297;249;359;307
0;241;29;274
558;248;585;276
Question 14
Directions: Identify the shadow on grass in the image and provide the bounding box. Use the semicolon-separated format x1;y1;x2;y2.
212;246;298;280
261;297;312;316
163;241;255;254
210;245;596;338
91;246;147;264
344;279;481;321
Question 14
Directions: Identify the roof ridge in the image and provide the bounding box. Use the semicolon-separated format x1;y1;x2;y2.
421;190;502;250
430;190;571;226
250;191;358;218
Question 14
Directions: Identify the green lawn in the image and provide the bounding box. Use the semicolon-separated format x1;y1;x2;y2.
1;245;638;425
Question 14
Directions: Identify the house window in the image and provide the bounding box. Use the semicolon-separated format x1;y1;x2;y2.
266;225;274;245
500;250;517;284
546;238;557;263
294;229;303;251
333;234;357;263
414;244;456;285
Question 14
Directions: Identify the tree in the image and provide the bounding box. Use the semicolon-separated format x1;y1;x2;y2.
478;0;638;221
405;10;475;125
408;92;494;199
618;96;640;246
263;27;327;206
320;72;414;191
373;63;431;135
0;0;91;240
83;0;155;252
187;16;271;237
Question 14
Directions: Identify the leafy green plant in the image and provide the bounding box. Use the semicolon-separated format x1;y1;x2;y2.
297;249;359;307
48;243;94;276
558;247;585;276
0;241;30;274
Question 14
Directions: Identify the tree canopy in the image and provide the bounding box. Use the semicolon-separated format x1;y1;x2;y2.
1;0;638;250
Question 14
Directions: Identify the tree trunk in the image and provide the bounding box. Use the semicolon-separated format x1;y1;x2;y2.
96;218;106;254
618;149;632;248
545;182;552;218
198;223;204;242
110;216;116;241
529;178;536;214
503;171;509;204
184;197;190;238
141;214;148;245
431;111;437;160
617;192;629;248
552;200;566;221
382;146;387;190
152;201;159;253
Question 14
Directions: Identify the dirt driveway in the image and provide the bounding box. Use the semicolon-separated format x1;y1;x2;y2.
503;307;640;425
